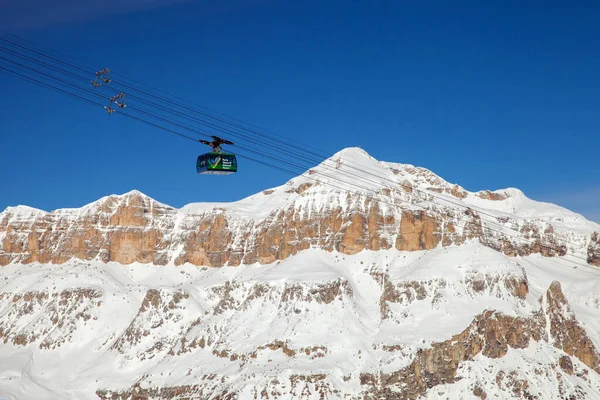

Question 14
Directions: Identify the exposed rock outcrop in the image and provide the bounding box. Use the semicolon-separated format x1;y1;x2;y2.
544;281;600;372
0;191;174;266
0;288;102;349
588;232;600;266
1;160;595;268
361;281;600;399
476;190;508;201
395;210;442;251
2;190;580;268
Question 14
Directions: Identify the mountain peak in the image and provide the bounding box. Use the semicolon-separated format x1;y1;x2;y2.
115;189;150;199
1;205;46;216
331;146;373;160
330;147;385;170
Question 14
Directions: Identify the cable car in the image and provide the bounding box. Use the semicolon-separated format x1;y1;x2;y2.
197;136;238;175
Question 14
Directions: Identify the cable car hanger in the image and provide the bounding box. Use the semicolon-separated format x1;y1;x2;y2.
91;68;111;88
199;135;234;153
104;92;126;114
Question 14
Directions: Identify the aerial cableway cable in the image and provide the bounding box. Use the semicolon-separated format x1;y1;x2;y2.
0;33;432;189
0;58;406;197
0;31;325;158
0;34;322;166
0;42;597;271
0;44;449;203
0;40;322;166
2;33;589;263
0;61;303;175
0;49;415;199
0;53;442;207
0;64;106;109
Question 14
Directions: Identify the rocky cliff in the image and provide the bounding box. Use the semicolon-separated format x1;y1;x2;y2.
1;148;598;269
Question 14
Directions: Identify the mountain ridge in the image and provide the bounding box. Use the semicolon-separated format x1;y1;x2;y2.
1;147;598;268
0;147;600;229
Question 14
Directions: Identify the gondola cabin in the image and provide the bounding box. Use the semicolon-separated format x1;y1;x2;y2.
196;152;238;175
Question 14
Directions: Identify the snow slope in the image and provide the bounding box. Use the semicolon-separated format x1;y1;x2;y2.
0;147;599;399
0;244;599;399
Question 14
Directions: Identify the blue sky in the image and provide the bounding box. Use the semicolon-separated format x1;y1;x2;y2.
1;0;599;222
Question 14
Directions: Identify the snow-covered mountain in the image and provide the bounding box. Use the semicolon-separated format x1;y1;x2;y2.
0;147;599;399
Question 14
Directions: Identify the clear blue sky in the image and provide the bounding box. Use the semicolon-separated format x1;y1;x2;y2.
1;0;599;222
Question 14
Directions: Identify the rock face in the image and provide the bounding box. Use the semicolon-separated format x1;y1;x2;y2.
0;191;174;266
589;232;600;266
362;281;600;400
476;190;509;201
395;210;441;251
544;281;600;372
0;194;587;268
0;288;102;349
1;149;598;268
